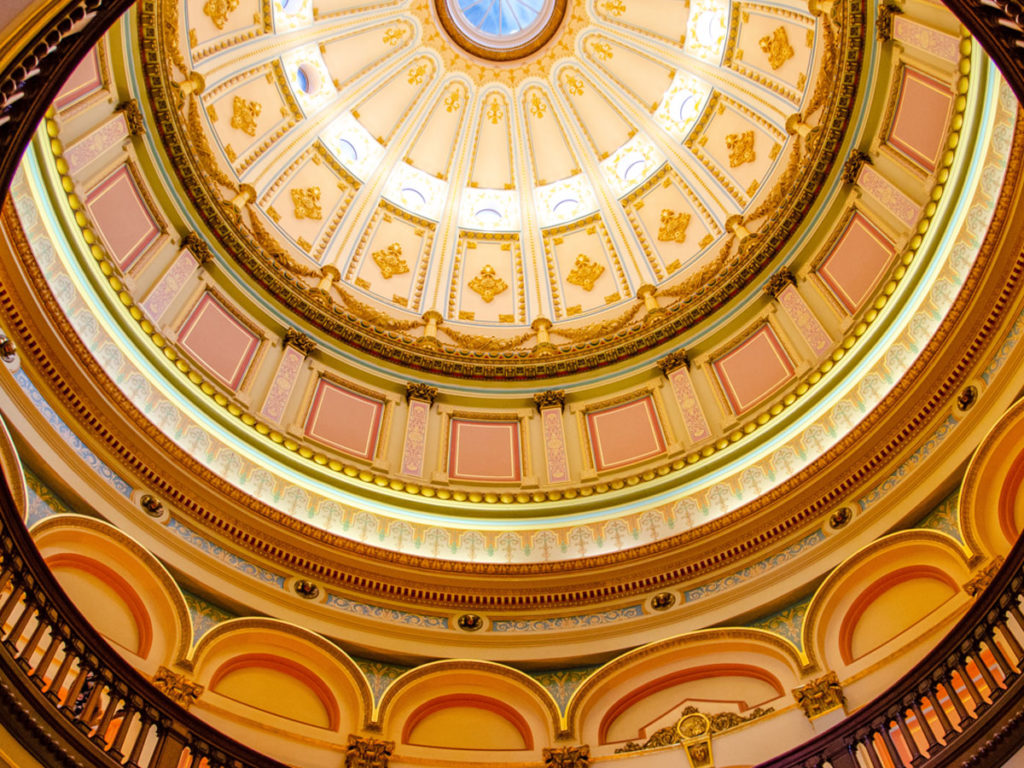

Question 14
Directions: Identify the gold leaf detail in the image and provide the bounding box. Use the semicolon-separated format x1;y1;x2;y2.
383;27;406;45
203;0;239;30
230;96;261;136
601;0;626;15
592;42;613;60
445;89;461;112
530;92;546;118
566;254;605;291
408;64;427;85
566;75;584;96
468;265;508;302
487;98;503;124
372;243;409;279
657;210;690;243
291;187;322;220
759;26;795;69
725;131;756;167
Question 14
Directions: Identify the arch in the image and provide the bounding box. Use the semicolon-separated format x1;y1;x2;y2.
376;660;559;749
31;515;192;665
402;693;534;750
209;652;341;730
190;618;372;732
566;629;805;742
802;530;971;672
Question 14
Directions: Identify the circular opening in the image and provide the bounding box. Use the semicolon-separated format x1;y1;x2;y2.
296;63;320;94
435;0;567;60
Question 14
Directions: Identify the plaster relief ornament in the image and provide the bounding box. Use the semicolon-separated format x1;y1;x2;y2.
373;243;410;278
487;98;504;124
760;26;796;69
382;27;405;45
591;41;613;60
567;254;605;291
601;0;626;16
566;75;585;95
230;96;261;136
291;187;322;220
203;0;239;29
530;92;546;118
469;264;508;302
658;209;691;243
445;89;462;112
726;130;756;167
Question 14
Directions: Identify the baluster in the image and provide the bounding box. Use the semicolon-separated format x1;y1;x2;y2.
877;722;905;767
894;711;925;766
0;584;24;625
0;566;14;595
17;609;49;664
126;712;155;768
924;688;954;740
954;662;984;712
61;663;91;714
909;699;938;752
45;642;77;701
984;632;1015;679
79;676;107;727
5;596;36;649
148;720;189;768
968;648;1000;698
108;701;139;762
994;618;1024;665
31;627;61;683
941;676;970;725
91;684;121;746
828;741;860;768
859;731;886;768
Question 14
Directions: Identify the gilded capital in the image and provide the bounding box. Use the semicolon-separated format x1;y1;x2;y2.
793;671;845;719
543;745;590;768
406;382;438;403
534;390;566;410
841;150;871;184
657;350;690;374
283;328;316;356
181;231;214;264
877;1;903;40
116;100;145;135
151;666;203;709
764;268;796;299
346;735;395;768
963;555;1004;596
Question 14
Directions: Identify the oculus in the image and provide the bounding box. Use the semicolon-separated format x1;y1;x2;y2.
435;0;568;60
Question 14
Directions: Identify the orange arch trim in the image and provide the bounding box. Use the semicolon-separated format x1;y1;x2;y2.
209;652;342;730
401;693;534;750
45;553;153;658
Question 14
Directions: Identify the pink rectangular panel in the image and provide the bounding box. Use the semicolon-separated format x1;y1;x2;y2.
713;326;796;414
818;213;895;313
856;164;920;229
54;48;103;110
86;165;160;270
178;293;261;390
400;398;431;476
540;407;570;483
261;346;306;423
586;396;667;472
304;379;384;460
888;68;954;171
448;419;521;482
668;367;712;443
893;17;959;63
64;113;129;173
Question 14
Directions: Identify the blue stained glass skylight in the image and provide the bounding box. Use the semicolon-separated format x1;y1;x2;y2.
455;0;546;36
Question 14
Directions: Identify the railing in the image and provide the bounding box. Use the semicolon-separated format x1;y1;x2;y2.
757;554;1024;767
0;470;292;768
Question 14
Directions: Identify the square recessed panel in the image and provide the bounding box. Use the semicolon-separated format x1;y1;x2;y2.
85;165;161;270
177;293;261;390
586;396;667;471
818;213;896;313
304;379;385;460
887;68;954;171
448;419;521;482
713;325;796;414
54;48;103;110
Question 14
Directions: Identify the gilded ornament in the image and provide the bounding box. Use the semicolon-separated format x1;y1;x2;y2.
372;243;410;279
382;27;406;45
444;89;462;112
841;149;871;184
181;231;214;263
567;254;605;291
793;671;845;719
963;556;1005;596
530;92;546;118
657;209;691;243
203;0;239;30
543;745;590;768
283;328;316;355
533;390;566;410
591;41;613;60
876;2;902;41
346;735;395;768
566;75;584;95
725;130;756;167
291;186;322;220
408;64;427;85
151;666;203;709
406;382;438;403
759;26;795;69
468;264;508;302
656;350;690;373
487;98;504;124
600;0;626;15
116;100;145;135
230;96;261;137
764;268;796;298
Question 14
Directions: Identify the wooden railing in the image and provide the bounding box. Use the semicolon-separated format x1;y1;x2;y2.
942;0;1024;104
